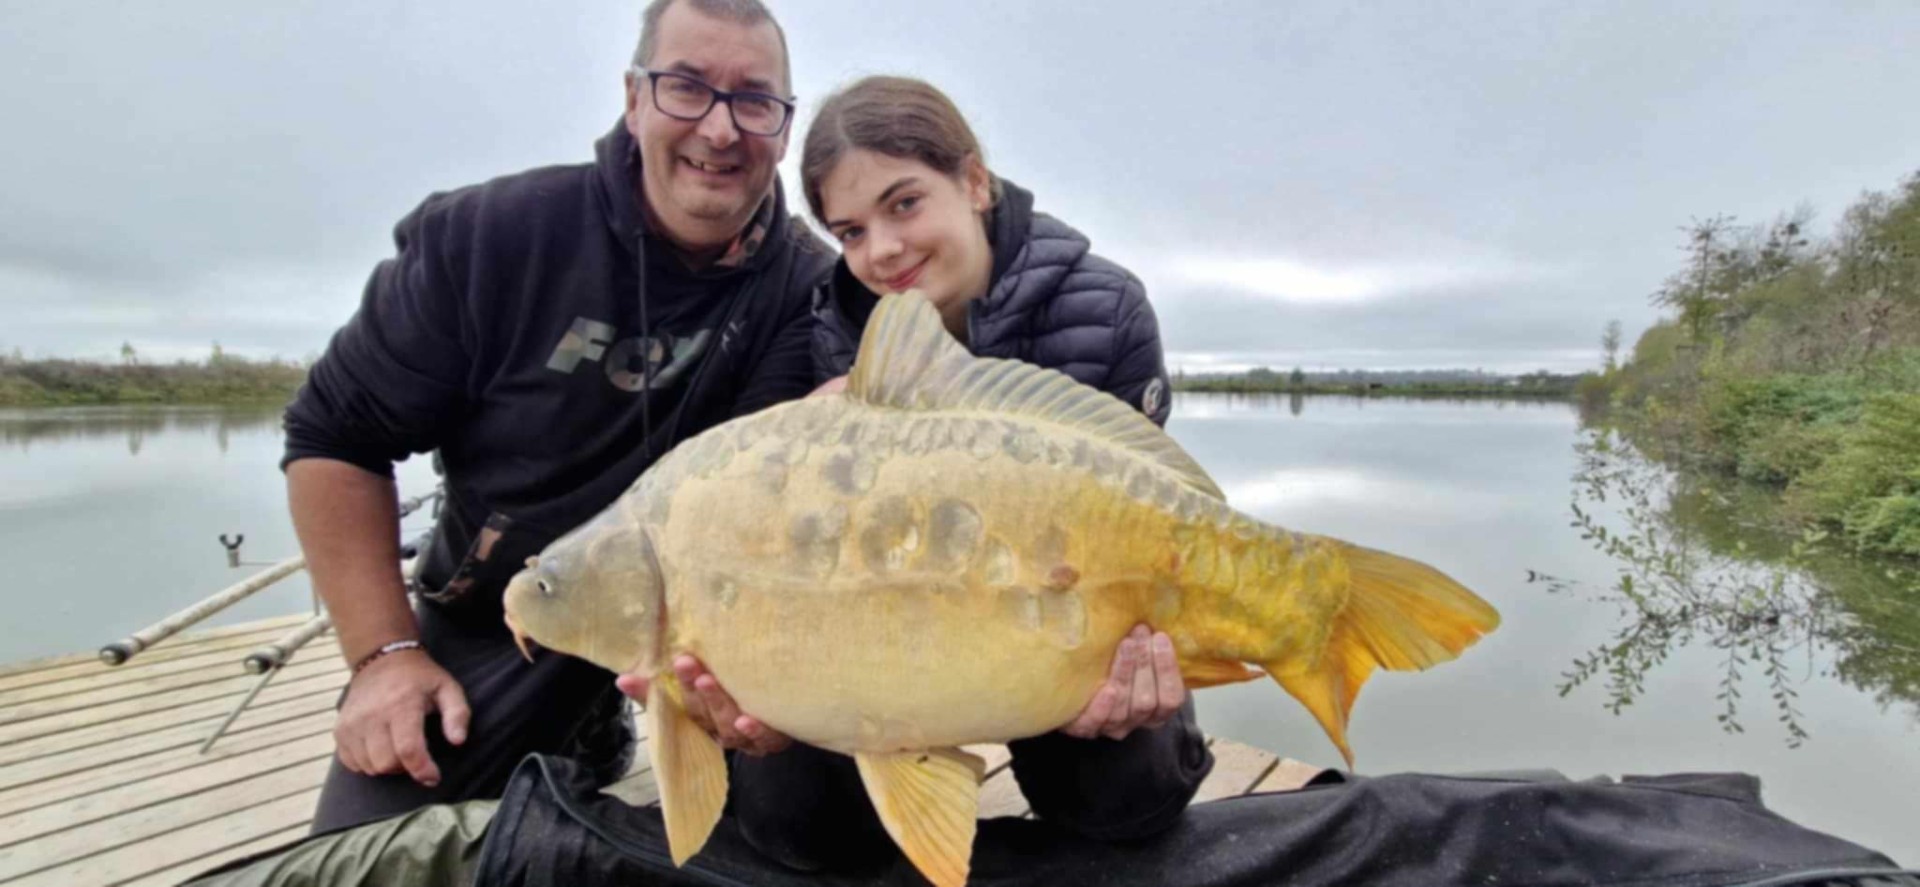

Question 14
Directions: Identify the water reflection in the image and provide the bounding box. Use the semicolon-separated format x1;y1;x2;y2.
0;405;284;455
1537;428;1920;744
1224;465;1514;516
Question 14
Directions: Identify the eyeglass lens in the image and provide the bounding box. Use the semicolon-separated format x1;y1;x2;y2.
652;74;788;135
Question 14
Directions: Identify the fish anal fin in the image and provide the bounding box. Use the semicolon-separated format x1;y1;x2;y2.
1269;544;1500;771
1180;657;1264;689
845;293;1225;500
647;680;728;866
1270;626;1372;771
854;747;984;887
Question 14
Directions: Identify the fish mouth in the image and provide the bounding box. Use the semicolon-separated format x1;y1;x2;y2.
502;611;538;663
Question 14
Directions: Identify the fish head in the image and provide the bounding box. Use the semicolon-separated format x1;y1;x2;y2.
502;507;666;677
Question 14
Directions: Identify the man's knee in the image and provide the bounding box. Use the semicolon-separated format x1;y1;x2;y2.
730;745;893;872
1028;781;1199;842
311;757;444;834
1010;701;1213;842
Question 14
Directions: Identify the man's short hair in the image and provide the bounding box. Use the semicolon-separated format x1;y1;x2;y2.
633;0;793;96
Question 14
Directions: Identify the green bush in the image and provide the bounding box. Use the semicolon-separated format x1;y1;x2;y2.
1698;374;1862;482
1737;419;1849;485
1786;392;1920;556
1845;494;1920;557
0;358;308;406
0;374;45;404
1604;169;1919;568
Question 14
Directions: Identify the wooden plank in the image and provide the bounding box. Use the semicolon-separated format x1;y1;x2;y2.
1252;758;1330;794
0;671;343;767
0;666;343;749
975;768;1030;819
116;823;311;887
0;731;333;849
0;653;339;728
2;786;320;887
0;628;318;701
0;690;337;790
0;638;341;709
0;616;309;686
1191;738;1279;803
962;743;1012;779
0;709;333;817
0;756;330;881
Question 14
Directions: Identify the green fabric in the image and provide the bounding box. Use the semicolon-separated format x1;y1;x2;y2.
182;800;499;887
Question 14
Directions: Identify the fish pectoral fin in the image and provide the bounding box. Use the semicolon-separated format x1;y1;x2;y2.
646;680;728;866
854;747;984;887
1180;657;1264;689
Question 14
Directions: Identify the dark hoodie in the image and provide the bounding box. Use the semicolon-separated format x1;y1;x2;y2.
284;119;833;614
810;179;1174;426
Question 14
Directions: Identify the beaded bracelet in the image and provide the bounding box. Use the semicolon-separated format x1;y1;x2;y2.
350;639;424;675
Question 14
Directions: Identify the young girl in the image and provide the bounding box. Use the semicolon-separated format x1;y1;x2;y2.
713;75;1209;875
804;75;1175;427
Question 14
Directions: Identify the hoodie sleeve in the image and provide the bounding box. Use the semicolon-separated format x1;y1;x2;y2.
730;295;816;418
808;293;859;387
731;229;836;417
1106;274;1174;428
282;197;474;476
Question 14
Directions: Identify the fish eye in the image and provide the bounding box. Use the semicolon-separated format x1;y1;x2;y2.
537;579;554;597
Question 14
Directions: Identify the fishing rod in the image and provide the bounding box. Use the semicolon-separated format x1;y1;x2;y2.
97;488;441;667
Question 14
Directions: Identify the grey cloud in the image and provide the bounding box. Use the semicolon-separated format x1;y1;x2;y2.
4;1;1917;368
1152;280;1620;373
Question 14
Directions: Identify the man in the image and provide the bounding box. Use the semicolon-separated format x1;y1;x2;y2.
291;0;1209;859
283;0;829;833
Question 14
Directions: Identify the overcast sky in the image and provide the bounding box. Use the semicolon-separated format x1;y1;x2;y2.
3;1;1916;373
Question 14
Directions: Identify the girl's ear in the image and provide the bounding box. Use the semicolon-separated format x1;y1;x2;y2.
963;153;993;213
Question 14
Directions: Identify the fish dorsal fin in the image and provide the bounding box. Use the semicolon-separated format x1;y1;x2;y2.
846;293;1224;500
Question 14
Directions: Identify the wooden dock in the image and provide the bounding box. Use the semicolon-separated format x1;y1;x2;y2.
0;615;1319;886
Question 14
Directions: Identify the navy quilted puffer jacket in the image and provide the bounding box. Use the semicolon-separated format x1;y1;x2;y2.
811;179;1174;426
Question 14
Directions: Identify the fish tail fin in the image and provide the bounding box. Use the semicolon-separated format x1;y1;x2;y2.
1267;544;1499;770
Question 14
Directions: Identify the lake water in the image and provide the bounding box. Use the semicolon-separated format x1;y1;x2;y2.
2;397;1915;865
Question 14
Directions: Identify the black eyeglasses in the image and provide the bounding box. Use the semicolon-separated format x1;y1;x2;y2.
631;66;795;137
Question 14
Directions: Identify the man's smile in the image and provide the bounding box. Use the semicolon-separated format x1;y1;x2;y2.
682;156;743;177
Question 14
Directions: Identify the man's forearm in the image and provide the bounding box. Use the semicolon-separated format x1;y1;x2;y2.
287;458;418;666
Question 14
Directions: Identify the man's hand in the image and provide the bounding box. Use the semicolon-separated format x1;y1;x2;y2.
615;655;793;756
333;649;471;787
809;375;849;397
1061;624;1187;741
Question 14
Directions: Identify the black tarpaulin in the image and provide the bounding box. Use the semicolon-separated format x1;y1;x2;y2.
473;755;1913;887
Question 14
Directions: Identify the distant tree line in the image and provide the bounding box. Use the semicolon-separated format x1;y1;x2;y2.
0;343;308;406
1589;169;1920;560
1177;365;1583;397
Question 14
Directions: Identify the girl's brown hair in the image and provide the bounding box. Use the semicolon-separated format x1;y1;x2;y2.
801;75;997;223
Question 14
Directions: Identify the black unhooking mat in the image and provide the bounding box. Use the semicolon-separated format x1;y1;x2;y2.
478;756;1913;887
189;754;1915;887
